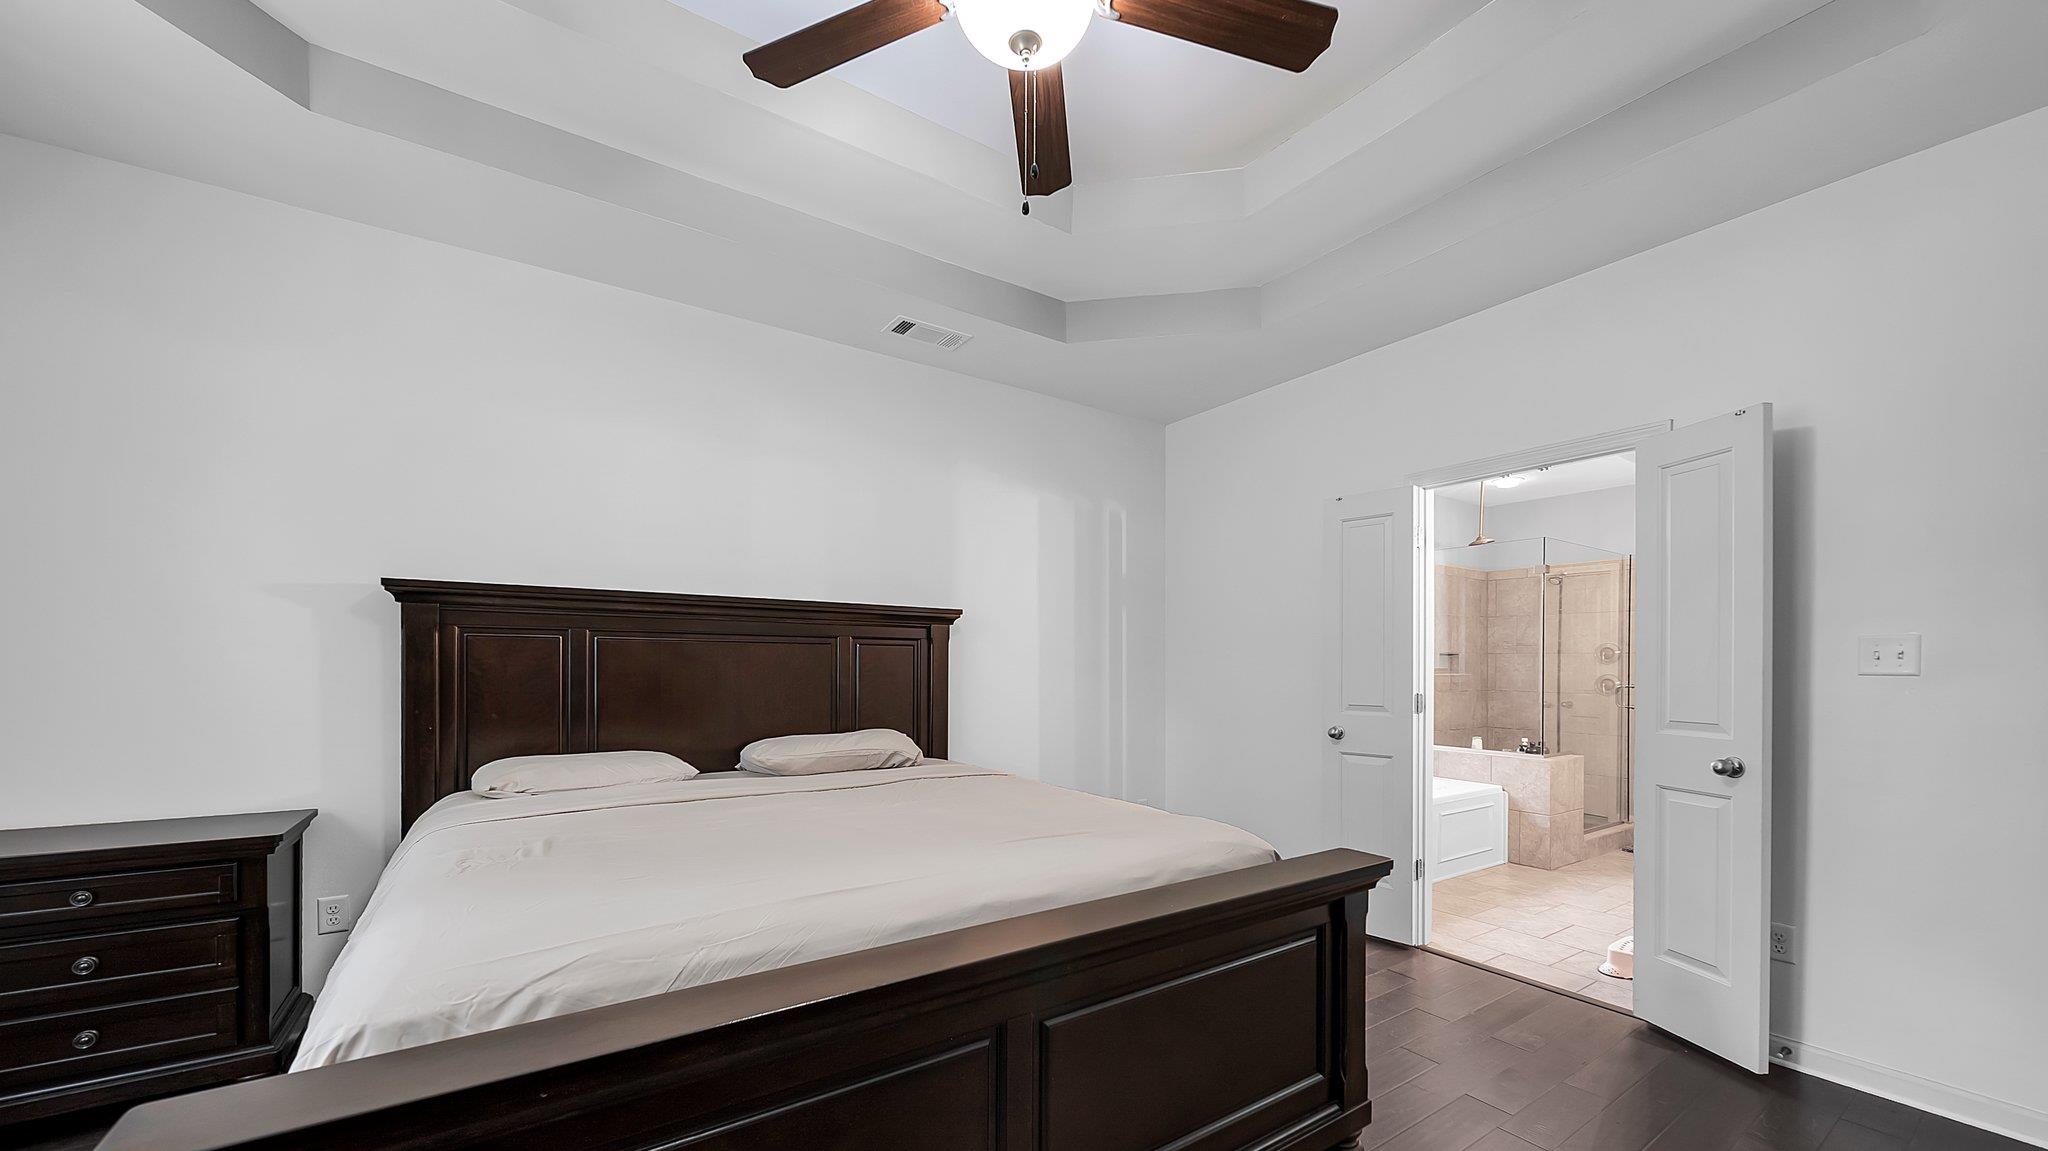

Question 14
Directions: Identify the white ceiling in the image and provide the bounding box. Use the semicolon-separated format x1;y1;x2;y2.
3;0;2046;422
672;0;1482;182
1437;453;1635;507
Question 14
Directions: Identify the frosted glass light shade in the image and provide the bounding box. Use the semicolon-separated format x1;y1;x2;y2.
954;0;1096;69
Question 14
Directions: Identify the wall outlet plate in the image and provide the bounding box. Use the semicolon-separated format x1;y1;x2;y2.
1857;634;1921;676
1769;921;1797;964
316;895;352;935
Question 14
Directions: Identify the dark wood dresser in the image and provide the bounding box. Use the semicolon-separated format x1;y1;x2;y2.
0;810;316;1125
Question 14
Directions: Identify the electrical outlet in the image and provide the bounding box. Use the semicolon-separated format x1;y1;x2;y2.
1769;921;1797;964
316;895;352;936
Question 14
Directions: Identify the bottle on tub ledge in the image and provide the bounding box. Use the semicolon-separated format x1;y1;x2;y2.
1516;736;1549;755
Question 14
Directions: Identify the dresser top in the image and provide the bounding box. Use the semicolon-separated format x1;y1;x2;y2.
0;810;317;864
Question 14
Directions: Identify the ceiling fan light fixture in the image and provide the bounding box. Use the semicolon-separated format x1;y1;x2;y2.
954;0;1096;69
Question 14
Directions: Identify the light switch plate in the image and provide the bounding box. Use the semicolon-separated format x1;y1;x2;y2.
1857;634;1921;676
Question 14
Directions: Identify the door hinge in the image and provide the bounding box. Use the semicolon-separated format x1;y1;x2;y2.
1415;692;1426;715
1416;859;1425;881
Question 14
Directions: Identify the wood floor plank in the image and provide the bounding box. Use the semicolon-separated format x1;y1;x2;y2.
1368;1006;1455;1050
1903;1114;2039;1150
1741;1072;1855;1150
1472;1131;1551;1151
1563;1031;1682;1102
1815;1122;1910;1151
1500;1083;1611;1149
1364;966;1416;1000
1639;1067;1771;1151
1368;1043;1440;1101
1363;1081;1464;1148
1375;1094;1514;1151
1554;1055;1729;1151
1495;995;1637;1053
1368;985;1429;1025
1838;1094;1926;1139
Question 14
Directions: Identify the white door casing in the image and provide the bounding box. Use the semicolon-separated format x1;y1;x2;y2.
1324;487;1424;944
1632;405;1774;1072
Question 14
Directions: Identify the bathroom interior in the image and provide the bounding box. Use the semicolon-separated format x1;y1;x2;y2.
1425;453;1640;1011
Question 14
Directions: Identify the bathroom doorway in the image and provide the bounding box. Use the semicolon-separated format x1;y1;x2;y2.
1422;452;1641;1011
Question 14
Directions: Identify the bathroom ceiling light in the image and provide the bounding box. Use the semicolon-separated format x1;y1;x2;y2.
1493;473;1529;488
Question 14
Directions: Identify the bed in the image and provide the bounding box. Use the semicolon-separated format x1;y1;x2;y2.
101;580;1392;1151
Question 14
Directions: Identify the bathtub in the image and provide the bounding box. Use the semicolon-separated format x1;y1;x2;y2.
1431;776;1508;881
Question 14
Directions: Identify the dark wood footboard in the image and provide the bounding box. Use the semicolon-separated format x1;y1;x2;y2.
99;849;1392;1151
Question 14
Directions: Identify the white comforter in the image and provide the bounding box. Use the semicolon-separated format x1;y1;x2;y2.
293;764;1276;1069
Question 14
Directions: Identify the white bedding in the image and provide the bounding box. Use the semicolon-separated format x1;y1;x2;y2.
293;764;1277;1069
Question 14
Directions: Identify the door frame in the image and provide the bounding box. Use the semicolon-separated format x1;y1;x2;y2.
1401;420;1672;960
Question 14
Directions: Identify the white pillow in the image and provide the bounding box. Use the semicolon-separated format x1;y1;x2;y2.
738;729;922;777
471;750;699;797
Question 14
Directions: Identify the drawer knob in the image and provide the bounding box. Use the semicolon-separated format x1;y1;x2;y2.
72;1029;99;1051
71;955;100;977
67;890;95;908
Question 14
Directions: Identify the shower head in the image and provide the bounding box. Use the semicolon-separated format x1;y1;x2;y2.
1468;478;1495;546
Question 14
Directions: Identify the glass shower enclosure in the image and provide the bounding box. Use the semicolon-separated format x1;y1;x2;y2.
1432;536;1635;829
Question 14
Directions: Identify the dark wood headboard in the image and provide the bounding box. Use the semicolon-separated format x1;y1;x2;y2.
383;579;961;831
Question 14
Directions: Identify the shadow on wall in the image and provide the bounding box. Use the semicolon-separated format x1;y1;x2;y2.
1037;496;1137;804
1766;424;1815;1038
258;582;403;993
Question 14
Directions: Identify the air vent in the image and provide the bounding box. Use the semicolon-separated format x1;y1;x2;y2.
885;316;972;351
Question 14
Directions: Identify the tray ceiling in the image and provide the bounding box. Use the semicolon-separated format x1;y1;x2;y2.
3;0;2045;421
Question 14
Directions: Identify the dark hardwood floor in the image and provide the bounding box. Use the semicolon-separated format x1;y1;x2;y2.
1356;938;2026;1151
4;942;2026;1151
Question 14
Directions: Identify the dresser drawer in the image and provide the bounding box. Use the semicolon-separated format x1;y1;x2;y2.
0;918;240;1015
0;988;241;1088
0;865;238;927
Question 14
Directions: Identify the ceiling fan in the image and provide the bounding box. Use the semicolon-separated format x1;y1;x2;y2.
742;0;1342;213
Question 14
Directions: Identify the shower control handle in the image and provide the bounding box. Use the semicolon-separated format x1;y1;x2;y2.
1327;727;1345;742
1710;756;1746;779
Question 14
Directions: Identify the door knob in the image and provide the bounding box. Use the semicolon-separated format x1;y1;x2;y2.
1327;727;1345;742
1710;756;1746;779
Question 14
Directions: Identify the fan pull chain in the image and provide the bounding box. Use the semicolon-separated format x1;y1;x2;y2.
1021;61;1038;215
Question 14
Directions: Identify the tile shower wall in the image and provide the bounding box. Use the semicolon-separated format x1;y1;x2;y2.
1433;564;1490;749
1484;567;1544;750
1432;564;1547;752
1438;556;1635;825
1545;560;1633;825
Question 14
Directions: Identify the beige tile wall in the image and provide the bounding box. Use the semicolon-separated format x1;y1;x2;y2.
1546;560;1632;823
1432;746;1588;869
1436;556;1635;824
1432;564;1491;749
1483;566;1543;750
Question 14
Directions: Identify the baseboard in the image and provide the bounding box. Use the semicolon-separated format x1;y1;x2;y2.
1769;1034;2048;1149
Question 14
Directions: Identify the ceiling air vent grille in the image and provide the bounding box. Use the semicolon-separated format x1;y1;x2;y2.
886;316;972;351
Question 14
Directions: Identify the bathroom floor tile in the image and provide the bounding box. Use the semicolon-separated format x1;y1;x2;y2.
1472;928;1582;966
1435;913;1495;941
1474;905;1574;937
1428;851;1637;1012
1562;910;1634;937
1492;953;1599;992
1546;924;1628;954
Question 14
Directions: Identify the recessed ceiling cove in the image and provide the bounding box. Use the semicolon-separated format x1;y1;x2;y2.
675;0;1454;183
4;0;2044;420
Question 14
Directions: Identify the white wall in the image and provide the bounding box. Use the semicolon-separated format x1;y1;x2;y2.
1165;108;2048;1133
0;136;1167;988
1474;485;1636;556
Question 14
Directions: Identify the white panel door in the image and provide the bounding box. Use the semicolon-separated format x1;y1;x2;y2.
1633;405;1774;1071
1324;488;1423;943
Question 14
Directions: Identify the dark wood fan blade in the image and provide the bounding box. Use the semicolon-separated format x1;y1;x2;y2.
743;0;949;88
1109;0;1338;72
1008;65;1073;198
